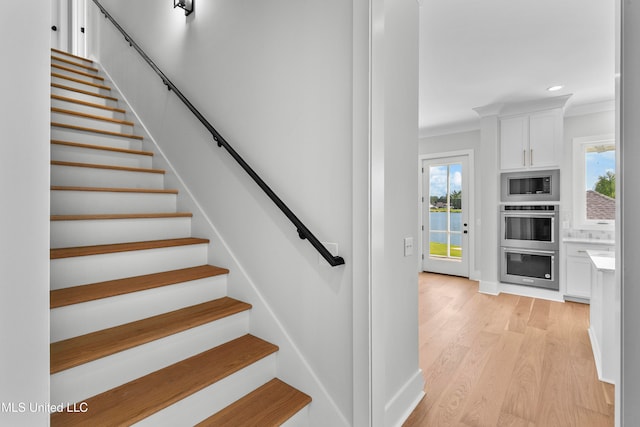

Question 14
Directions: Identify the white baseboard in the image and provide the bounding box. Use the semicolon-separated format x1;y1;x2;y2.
478;280;500;295
499;283;564;302
385;369;425;427
469;270;481;281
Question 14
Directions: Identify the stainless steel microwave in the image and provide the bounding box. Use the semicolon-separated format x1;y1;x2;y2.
500;169;560;202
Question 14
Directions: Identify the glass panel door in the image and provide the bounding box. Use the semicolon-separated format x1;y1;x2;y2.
422;155;470;277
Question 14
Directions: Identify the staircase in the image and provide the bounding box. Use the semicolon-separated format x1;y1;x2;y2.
49;48;311;426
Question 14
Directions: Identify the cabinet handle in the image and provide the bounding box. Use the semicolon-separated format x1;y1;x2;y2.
523;149;526;166
530;148;533;165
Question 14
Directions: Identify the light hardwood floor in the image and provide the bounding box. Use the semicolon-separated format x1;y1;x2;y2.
403;273;614;427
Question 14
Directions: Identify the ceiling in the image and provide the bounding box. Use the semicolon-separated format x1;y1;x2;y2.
419;0;616;137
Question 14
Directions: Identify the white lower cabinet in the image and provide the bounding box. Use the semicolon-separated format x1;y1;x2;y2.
564;241;614;302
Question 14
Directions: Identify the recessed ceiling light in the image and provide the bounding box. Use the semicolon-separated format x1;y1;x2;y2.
547;85;564;92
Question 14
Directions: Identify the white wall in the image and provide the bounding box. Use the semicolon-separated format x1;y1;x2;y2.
376;1;423;425
0;4;50;426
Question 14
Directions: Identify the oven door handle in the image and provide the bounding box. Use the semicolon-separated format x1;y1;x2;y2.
501;212;556;217
503;247;556;256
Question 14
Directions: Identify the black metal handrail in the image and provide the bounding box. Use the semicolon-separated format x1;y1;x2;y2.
91;0;345;267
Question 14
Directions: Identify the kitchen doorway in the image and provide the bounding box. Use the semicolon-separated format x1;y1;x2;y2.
421;153;472;277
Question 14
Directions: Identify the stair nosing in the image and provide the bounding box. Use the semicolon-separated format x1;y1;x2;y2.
50;265;228;308
51;63;104;81
50;298;253;374
51;55;99;73
51;212;192;221
51;83;118;102
51;185;178;194
50;237;209;259
51;48;94;64
50;335;277;426
51;122;144;140
51;160;164;174
51;107;134;126
51;94;126;114
51;139;152;157
51;72;111;91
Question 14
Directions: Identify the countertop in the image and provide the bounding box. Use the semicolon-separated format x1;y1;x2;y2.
563;237;615;245
587;250;616;272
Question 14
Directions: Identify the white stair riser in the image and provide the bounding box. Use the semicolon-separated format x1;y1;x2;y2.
51;67;103;84
51;86;118;109
50;275;228;341
51;58;97;74
51;164;164;190
51;217;191;248
51;190;176;215
51;313;252;405
51;98;125;121
51;111;134;135
51;143;153;169
281;406;309;427
51;75;111;96
134;355;276;427
51;244;208;289
51;127;142;151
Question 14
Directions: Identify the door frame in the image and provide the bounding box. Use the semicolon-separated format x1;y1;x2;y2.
419;149;475;279
51;0;85;56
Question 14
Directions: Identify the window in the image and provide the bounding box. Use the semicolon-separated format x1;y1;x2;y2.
573;135;616;228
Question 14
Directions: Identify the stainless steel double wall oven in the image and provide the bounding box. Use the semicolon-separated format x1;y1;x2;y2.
500;170;560;290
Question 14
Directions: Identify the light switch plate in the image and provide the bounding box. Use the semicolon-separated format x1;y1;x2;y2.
404;237;413;256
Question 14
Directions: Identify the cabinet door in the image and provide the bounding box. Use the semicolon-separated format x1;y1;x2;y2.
529;111;560;168
566;255;593;299
500;116;528;170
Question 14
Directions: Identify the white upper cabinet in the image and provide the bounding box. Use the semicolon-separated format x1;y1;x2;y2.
500;109;563;170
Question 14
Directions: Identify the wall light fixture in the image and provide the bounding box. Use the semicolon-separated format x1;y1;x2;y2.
174;0;194;16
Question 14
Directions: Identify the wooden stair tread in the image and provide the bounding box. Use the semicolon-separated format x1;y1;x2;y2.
51;122;143;140
51;72;111;91
51;55;99;73
51;83;118;102
197;378;311;427
50;265;227;308
51;139;152;156
51;212;192;221
51;185;177;194
51;94;126;114
50;335;277;426
51;63;104;81
51;237;208;259
51;107;134;126
51;160;164;174
51;297;251;373
51;48;93;64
